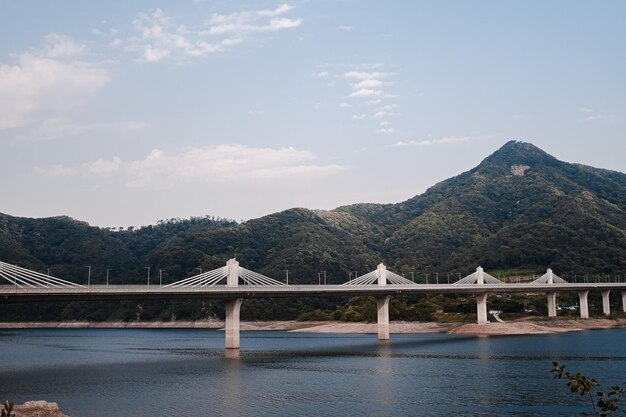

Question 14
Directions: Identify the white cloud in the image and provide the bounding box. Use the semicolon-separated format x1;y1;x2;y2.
320;65;400;129
393;136;470;147
373;111;387;118
123;4;302;62
127;144;346;186
109;38;123;48
380;121;391;126
349;88;385;98
577;113;615;122
205;5;301;35
34;145;346;186
343;71;390;80
36;156;121;177
84;157;122;174
352;79;383;89
0;41;108;130
574;107;615;123
373;109;399;118
313;71;329;78
45;33;87;57
257;4;294;17
343;69;396;100
376;127;395;134
575;107;615;123
338;25;354;31
264;17;302;31
35;164;80;177
359;63;385;69
141;46;171;62
17;118;147;141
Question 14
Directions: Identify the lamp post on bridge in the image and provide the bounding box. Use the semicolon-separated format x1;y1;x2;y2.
106;269;111;286
284;270;289;285
145;267;150;288
159;269;163;287
85;265;91;288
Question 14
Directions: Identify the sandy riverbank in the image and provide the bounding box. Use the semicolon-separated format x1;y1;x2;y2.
1;318;624;335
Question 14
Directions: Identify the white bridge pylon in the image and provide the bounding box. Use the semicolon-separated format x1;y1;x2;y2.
164;258;288;288
0;261;85;288
342;263;418;286
454;266;504;285
530;268;567;285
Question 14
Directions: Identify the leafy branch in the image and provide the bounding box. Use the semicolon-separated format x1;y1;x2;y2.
1;401;14;417
551;362;626;416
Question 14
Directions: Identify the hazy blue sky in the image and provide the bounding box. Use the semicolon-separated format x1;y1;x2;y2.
1;1;625;227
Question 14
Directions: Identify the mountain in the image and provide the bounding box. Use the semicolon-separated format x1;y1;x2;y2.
1;140;625;321
378;141;626;275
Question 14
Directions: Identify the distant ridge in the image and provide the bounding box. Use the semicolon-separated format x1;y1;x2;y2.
2;140;625;285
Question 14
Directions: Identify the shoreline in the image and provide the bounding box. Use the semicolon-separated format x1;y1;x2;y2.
1;318;624;335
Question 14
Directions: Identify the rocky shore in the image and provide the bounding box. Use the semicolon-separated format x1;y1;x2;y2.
12;401;69;417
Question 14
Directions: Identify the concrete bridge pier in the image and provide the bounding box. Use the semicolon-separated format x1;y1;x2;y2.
376;296;390;340
225;298;243;349
376;263;390;340
602;290;611;316
225;258;242;350
547;292;557;317
476;293;488;325
622;291;626;313
579;290;589;319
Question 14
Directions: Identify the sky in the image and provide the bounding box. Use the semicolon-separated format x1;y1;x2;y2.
1;1;625;227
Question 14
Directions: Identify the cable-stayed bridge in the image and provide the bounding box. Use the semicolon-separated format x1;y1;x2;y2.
1;259;625;350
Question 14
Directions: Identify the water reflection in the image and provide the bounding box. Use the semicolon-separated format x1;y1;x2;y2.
222;354;243;417
374;340;394;408
224;349;240;360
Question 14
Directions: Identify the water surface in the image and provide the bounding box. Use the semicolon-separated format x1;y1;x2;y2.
1;328;625;416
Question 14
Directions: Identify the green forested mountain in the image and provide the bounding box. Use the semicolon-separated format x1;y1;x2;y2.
1;141;625;321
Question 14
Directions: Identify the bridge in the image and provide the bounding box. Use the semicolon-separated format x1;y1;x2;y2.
2;259;626;350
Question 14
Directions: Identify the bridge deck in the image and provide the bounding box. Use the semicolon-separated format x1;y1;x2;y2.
2;283;626;303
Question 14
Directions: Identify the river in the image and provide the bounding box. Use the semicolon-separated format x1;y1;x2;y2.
1;328;625;416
